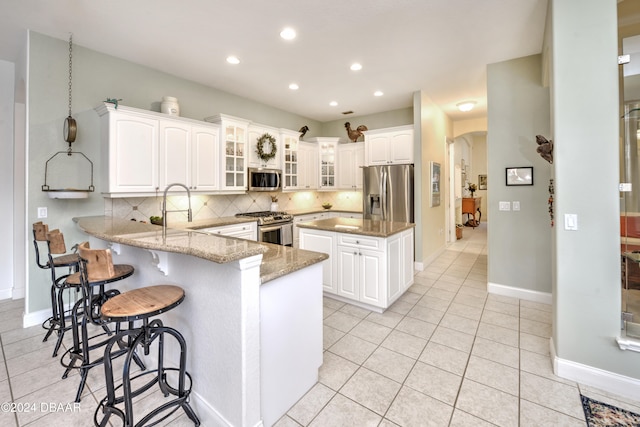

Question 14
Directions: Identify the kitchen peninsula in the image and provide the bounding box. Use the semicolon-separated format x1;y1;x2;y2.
298;217;415;312
74;216;327;427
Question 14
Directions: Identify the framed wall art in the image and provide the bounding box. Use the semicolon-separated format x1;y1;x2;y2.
505;167;533;186
478;174;487;190
430;161;441;207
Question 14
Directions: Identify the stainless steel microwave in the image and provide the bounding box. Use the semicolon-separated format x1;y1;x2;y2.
248;167;281;191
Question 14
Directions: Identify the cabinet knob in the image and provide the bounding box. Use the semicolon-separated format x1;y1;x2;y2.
356;240;360;244
353;252;357;256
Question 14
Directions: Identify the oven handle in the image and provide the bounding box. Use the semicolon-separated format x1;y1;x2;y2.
260;225;283;233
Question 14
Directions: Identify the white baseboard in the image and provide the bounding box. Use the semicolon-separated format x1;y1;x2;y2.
0;288;13;300
190;390;264;427
23;307;52;328
416;246;447;272
550;337;640;400
414;261;424;271
487;282;552;305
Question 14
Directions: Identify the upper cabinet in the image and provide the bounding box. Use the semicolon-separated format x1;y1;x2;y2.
364;125;414;166
97;103;219;196
337;142;365;190
281;129;301;191
247;123;281;169
304;137;341;191
206;114;249;192
298;141;319;190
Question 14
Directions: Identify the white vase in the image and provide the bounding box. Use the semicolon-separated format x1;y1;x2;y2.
161;96;180;116
270;202;279;212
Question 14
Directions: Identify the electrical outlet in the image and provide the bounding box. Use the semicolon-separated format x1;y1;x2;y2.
37;207;48;219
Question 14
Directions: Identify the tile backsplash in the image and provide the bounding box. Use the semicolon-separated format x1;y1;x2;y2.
104;191;363;223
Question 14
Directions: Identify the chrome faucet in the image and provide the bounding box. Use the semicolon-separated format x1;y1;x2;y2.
162;183;192;237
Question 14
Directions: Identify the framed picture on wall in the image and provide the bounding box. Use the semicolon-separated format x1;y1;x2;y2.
505;167;533;186
431;161;441;207
478;174;487;190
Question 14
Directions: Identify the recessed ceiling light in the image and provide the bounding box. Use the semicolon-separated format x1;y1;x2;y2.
350;63;362;71
329;101;338;107
374;91;384;97
280;27;296;40
289;83;299;90
457;101;476;112
226;56;240;65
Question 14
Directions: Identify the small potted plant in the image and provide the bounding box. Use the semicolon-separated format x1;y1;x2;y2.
270;195;279;212
468;183;477;197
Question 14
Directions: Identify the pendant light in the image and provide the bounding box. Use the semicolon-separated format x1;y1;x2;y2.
41;33;94;199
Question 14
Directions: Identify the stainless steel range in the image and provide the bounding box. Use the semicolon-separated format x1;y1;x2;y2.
236;211;293;246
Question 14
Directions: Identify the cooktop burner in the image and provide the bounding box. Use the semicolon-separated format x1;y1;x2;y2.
236;211;293;225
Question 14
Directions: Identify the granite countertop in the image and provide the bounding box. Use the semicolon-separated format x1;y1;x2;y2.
74;216;327;283
296;217;415;238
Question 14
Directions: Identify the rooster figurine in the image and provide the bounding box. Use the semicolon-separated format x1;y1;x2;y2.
536;134;553;164
298;125;309;139
345;122;368;142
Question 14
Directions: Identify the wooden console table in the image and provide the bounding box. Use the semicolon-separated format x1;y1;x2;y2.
462;197;482;227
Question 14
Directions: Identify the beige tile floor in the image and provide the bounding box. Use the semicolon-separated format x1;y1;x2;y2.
277;223;640;427
2;222;639;426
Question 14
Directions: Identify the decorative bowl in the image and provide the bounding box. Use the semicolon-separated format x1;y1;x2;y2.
322;203;332;210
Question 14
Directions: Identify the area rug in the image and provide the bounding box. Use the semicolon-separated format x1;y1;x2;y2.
581;394;640;426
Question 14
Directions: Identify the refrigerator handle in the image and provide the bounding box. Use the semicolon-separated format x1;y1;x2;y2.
381;167;387;220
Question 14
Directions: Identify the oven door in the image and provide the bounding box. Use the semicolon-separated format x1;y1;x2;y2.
259;223;293;246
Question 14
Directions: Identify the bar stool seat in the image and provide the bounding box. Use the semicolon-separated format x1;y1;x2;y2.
95;285;200;427
60;242;139;403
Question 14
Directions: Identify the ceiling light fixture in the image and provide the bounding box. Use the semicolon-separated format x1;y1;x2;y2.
457;101;476;112
226;56;240;65
289;83;299;90
374;91;384;97
350;63;362;71
329;101;338;107
280;27;296;40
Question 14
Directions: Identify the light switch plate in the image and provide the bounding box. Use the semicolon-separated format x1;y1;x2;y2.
499;201;511;211
512;201;520;211
564;213;578;230
37;207;47;219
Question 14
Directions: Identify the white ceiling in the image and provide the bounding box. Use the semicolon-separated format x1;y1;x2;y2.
0;0;548;122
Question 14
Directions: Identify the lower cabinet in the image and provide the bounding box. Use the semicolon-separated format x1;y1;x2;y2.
198;222;257;241
300;227;414;311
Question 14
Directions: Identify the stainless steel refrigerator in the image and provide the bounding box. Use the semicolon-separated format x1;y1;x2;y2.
363;164;414;223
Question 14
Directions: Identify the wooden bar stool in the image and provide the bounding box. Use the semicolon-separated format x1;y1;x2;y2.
95;285;200;427
60;241;140;403
32;222;81;357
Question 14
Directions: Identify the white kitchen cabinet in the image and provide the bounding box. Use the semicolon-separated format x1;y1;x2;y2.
299;225;414;311
364;125;414;166
281;130;300;190
319;138;338;190
293;212;329;248
198;222;257;241
298;229;336;293
206;114;249;191
248;123;281;169
159;122;220;192
337;142;365;190
298;141;319;190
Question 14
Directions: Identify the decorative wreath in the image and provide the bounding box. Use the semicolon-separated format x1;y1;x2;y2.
256;133;277;162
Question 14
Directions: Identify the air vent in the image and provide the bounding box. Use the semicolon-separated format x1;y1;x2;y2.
342;110;354;115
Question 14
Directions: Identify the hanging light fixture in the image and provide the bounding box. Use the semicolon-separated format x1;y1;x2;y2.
42;33;94;199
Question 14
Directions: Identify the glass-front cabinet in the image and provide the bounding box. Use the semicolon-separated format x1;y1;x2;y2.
206;114;248;191
281;129;300;190
318;138;338;190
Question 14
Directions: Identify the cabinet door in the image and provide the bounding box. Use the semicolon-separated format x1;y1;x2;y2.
366;134;389;166
354;143;365;188
360;248;385;307
159;120;191;189
282;133;299;190
401;229;415;290
221;123;247;190
191;125;219;191
337;144;356;190
110;114;159;192
299;230;335;292
389;131;414;164
299;142;319;190
337;246;359;300
319;140;337;190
